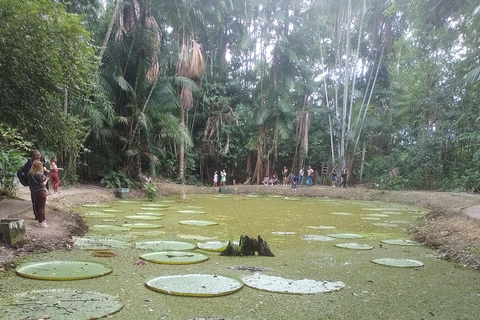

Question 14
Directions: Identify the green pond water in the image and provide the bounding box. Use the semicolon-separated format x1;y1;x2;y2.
1;194;479;319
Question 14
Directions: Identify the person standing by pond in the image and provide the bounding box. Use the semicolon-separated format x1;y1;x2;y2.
340;167;348;188
28;160;49;227
306;165;314;186
220;169;226;186
21;150;49;219
213;171;218;189
298;167;304;187
282;166;288;186
331;164;338;187
49;156;63;194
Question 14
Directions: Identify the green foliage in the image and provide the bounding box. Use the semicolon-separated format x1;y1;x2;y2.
0;0;96;151
0;125;33;153
100;171;132;189
143;182;158;201
0;149;26;197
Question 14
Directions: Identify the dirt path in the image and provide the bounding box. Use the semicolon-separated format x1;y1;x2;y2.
1;182;480;270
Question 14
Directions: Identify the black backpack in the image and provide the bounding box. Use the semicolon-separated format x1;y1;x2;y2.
16;165;29;186
16;159;33;187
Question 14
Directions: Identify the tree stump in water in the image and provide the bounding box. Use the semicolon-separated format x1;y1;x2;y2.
220;235;274;257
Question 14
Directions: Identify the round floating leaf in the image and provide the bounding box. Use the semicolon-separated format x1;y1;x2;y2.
146;274;243;297
140;251;209;265
16;261;112;280
179;220;218;226
125;215;163;221
82;203;111;208
243;274;344;294
0;289;123;320
371;258;424;268
335;243;374;250
139;207;167;211
82;212;116;218
130;230;166;237
122;223;163;229
73;237;127;250
302;235;335;241
117;200;143;204
372;223;399;227
330;212;353;216
89;225;131;232
327;233;364;239
363;213;390;218
93;250;116;258
178;234;216;241
135;212;165;216
177;210;207;214
271;231;297;235
101;209;125;213
135;240;196;251
306;226;336;230
141;204;171;208
380;239;419;246
197;241;229;252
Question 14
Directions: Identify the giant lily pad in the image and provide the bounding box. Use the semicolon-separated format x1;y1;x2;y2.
136;212;165;216
82;212;116;218
117;200;143;204
306;225;336;230
122;223;163;229
335;243;374;250
73;237;127;250
82;203;111;208
140;251;209;264
242;274;344;294
363;213;390;218
197;241;239;252
89;225;131;232
16;261;112;280
179;220;218;226
139;207;167;211
177;210;207;214
302;235;335;241
125;215;163;221
380;239;419;246
327;233;364;239
0;289;123;320
145;274;243;297
101;209;125;213
134;240;196;251
271;231;297;235
330;212;354;216
141;204;171;208
371;258;424;268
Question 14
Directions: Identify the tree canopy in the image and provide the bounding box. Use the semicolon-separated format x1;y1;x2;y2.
1;0;479;192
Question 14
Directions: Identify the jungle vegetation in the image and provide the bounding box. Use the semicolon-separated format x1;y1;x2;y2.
1;0;479;192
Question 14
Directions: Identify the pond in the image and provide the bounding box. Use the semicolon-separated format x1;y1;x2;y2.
0;194;478;319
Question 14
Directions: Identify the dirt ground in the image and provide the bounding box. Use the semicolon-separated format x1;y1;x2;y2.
1;181;480;270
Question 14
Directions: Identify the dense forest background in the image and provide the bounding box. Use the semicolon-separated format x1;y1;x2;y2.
1;0;480;191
